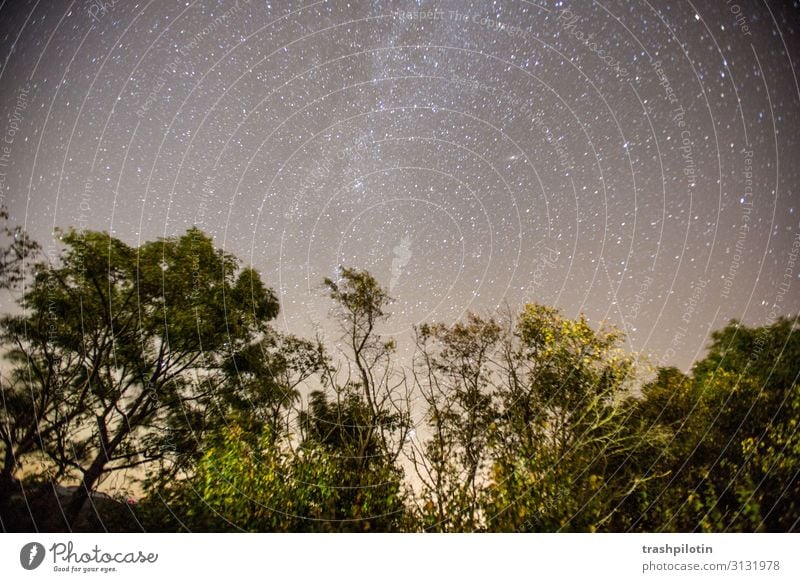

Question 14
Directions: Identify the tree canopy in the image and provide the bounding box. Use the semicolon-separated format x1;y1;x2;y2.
1;219;797;532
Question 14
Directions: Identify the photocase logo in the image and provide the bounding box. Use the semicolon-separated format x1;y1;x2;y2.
20;542;46;570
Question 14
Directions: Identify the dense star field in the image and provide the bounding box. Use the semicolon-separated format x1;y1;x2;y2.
0;0;799;534
1;0;798;368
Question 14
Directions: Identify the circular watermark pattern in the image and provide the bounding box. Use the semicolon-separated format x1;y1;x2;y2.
0;0;798;534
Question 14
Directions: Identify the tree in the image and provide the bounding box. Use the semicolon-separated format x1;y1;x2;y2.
623;318;800;532
141;418;405;532
142;384;408;533
0;227;279;528
297;387;408;531
142;267;411;532
219;331;325;441
411;314;501;531
0;206;39;291
305;267;411;530
321;267;411;468
139;424;323;532
0;206;42;503
483;304;640;532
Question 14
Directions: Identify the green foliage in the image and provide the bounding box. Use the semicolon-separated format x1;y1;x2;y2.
324;266;391;326
481;305;640;532
0;206;40;291
1;215;798;532
620;317;800;532
141;423;406;532
220;331;324;438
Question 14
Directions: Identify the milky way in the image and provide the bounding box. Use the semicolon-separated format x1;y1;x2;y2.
1;0;799;369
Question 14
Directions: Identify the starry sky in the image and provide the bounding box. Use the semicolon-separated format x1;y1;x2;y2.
1;0;799;370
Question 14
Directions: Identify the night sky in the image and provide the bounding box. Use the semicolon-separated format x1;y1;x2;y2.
1;0;799;370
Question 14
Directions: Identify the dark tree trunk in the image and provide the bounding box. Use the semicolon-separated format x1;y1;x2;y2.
0;450;19;514
64;456;106;528
0;463;15;496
